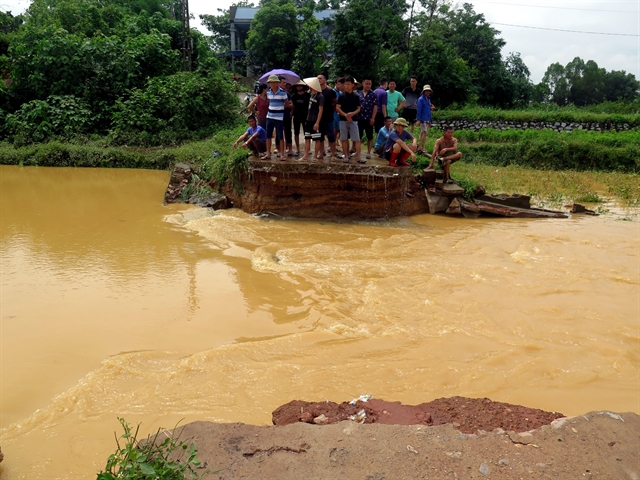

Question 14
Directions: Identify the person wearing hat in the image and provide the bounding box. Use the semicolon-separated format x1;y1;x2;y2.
300;77;325;162
428;126;462;183
262;74;290;161
291;80;310;156
416;84;433;154
383;117;417;167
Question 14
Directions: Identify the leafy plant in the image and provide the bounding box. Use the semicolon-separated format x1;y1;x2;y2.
5;95;93;144
111;71;239;146
97;417;203;480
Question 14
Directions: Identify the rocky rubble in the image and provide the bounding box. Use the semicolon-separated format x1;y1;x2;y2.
433;119;633;133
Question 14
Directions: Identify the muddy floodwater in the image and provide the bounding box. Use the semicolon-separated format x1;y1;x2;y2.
0;165;638;478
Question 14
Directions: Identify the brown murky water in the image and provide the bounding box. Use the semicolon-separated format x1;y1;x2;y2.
0;165;638;479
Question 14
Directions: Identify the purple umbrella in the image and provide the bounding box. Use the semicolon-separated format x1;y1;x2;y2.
259;69;300;85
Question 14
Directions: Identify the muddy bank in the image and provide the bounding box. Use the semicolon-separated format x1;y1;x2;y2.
169;407;638;479
272;396;565;434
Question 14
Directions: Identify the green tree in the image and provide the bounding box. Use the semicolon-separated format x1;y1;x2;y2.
292;16;328;78
541;62;569;105
331;0;380;80
409;31;475;106
445;3;507;105
505;52;532;105
604;70;639;102
245;0;299;70
200;1;255;53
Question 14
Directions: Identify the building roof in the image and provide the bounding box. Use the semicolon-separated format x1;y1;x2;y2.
230;7;336;24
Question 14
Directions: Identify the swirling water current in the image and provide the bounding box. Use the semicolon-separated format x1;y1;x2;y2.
0;165;638;479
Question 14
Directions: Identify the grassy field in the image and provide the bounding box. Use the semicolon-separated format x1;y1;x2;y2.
2;123;638;208
434;105;640;127
413;127;640;173
448;162;640;208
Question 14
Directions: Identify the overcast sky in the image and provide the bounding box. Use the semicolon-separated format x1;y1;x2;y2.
1;0;638;83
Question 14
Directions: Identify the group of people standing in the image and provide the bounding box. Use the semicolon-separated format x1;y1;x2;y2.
234;73;461;181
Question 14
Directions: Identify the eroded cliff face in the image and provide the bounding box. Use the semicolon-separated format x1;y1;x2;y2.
217;160;429;219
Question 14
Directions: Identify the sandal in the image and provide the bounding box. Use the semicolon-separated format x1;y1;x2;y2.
357;159;366;164
260;153;271;160
366;154;371;159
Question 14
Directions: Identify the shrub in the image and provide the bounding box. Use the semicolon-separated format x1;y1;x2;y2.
0;141;173;169
111;71;240;145
5;95;93;144
97;418;204;480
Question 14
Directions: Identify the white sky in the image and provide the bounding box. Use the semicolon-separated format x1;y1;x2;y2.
1;0;638;83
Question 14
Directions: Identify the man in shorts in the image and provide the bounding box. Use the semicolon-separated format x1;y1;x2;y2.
336;76;362;163
262;74;289;161
358;77;378;160
401;76;420;134
333;77;345;148
428;126;462;183
317;74;338;160
416;84;433;154
384;117;417;167
233;114;267;156
300;77;325;162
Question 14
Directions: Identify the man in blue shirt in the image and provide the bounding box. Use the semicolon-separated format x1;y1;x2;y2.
374;116;393;157
384;117;417;167
233;115;267;156
373;78;388;133
263;74;291;161
416;84;433;154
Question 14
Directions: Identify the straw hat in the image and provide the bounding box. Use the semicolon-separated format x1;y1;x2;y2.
393;117;409;127
267;74;280;83
422;84;433;93
303;77;322;92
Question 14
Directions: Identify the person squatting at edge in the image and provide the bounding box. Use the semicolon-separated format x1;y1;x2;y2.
233;115;267;156
374;116;393;158
428;126;463;183
384;117;417;167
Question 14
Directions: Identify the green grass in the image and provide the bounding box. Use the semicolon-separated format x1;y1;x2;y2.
412;128;640;173
434;105;640;127
97;418;205;480
442;162;640;206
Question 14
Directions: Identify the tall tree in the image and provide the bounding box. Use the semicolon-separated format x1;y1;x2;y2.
200;1;255;53
541;62;569;105
331;0;407;80
505;52;532;105
245;0;299;70
292;16;328;78
604;70;639;102
445;3;507;105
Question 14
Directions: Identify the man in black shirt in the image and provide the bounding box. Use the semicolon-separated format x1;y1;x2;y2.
291;82;310;156
336;76;362;163
401;76;420;135
317;74;338;160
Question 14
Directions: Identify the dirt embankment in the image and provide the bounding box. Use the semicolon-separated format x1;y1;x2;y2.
168;397;639;479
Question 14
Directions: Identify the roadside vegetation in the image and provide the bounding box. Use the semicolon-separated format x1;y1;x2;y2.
97;418;205;480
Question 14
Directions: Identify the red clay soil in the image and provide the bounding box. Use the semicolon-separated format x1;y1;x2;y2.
272;396;565;434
